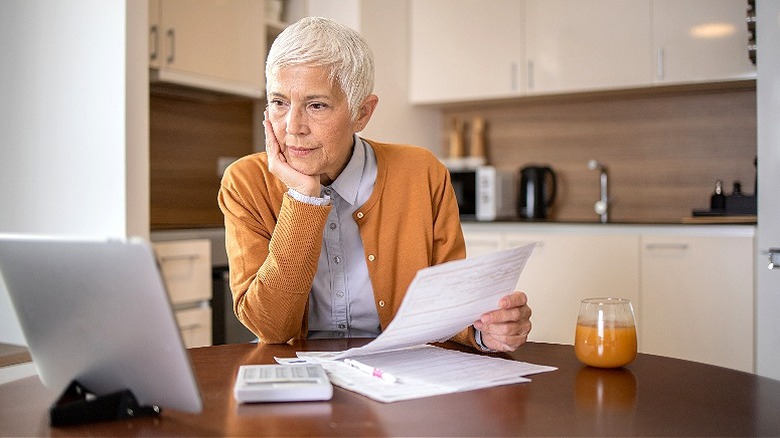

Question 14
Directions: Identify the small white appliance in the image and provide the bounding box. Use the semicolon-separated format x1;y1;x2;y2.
449;166;517;221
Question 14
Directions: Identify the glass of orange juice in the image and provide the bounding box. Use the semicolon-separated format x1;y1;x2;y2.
575;297;637;368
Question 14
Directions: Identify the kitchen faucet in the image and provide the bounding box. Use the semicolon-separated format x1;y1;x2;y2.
588;159;609;223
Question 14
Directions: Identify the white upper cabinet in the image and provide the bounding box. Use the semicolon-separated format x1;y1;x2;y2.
652;0;756;84
409;0;524;104
149;0;266;98
524;0;654;94
409;0;756;104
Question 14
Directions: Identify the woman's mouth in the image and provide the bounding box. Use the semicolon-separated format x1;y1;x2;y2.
286;146;315;157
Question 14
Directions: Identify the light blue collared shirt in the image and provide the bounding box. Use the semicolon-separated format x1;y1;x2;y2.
307;136;380;339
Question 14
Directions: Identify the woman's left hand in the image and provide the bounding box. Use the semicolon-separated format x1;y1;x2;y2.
473;291;532;352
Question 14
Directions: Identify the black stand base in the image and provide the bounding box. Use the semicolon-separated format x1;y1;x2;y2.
50;381;161;427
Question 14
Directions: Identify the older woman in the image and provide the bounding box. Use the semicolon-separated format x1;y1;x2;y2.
218;17;531;352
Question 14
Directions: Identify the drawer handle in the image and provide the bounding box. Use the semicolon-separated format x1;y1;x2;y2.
179;323;202;332
160;254;201;263
645;243;689;250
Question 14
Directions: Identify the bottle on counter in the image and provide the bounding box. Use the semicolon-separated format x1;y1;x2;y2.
448;118;465;159
470;116;486;159
711;180;726;211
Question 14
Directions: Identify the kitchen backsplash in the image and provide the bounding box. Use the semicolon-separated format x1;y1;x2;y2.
151;82;756;228
150;93;255;230
440;82;757;223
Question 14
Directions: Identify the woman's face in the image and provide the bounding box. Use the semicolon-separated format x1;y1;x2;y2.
266;65;365;185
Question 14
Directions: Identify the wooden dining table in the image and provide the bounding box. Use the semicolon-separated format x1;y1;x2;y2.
1;339;779;436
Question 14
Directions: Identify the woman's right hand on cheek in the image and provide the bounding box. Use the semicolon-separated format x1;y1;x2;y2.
264;111;320;197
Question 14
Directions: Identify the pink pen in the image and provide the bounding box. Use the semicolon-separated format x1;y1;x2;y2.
344;359;398;383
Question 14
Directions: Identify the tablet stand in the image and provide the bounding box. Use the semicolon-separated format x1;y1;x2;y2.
49;380;161;427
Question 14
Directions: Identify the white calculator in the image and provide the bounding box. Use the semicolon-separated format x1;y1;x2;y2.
233;364;333;403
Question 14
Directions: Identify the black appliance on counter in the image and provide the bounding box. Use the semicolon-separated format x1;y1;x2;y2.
518;165;557;220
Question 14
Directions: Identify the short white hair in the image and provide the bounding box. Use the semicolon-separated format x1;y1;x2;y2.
266;17;375;122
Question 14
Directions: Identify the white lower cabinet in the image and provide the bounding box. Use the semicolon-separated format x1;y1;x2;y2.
639;233;754;372
504;232;640;346
153;239;213;348
174;306;212;349
462;224;755;372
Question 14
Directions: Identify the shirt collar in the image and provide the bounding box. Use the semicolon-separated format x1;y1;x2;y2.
328;134;365;205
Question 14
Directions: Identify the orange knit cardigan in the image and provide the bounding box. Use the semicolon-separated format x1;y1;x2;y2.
218;138;476;347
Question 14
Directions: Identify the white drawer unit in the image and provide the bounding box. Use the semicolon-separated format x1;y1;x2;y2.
154;239;211;305
175;306;212;349
153;239;213;347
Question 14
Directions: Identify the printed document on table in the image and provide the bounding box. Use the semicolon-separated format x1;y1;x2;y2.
310;344;557;403
334;243;537;360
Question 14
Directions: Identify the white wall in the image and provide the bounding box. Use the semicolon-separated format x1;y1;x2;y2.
359;1;441;153
0;1;149;345
285;0;442;154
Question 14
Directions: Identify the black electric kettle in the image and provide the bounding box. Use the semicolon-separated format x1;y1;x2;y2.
518;165;557;219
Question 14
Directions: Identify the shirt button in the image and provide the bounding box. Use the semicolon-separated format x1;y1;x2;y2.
329;222;337;230
356;212;364;219
333;256;341;264
336;290;344;298
323;188;332;196
338;323;346;329
378;300;386;308
368;254;375;262
338;332;345;338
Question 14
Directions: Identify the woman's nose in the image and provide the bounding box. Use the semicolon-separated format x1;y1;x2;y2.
285;106;307;135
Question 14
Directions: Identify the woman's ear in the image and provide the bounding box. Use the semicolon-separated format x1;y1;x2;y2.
353;94;379;132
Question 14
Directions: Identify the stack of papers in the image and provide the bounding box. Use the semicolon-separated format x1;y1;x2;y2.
284;244;557;403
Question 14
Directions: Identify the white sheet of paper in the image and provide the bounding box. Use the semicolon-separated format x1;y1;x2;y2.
332;243;536;359
301;345;556;403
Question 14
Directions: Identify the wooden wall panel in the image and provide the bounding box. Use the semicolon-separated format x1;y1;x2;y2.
150;94;255;229
441;84;757;223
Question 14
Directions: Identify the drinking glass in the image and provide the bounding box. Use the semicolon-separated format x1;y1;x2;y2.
575;297;637;368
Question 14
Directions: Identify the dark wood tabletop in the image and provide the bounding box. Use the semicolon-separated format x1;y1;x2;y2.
1;339;779;437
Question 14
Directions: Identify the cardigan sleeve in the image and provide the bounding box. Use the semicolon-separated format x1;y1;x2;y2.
218;159;331;343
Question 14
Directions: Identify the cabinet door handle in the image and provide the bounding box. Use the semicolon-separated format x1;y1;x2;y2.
179;323;203;332
166;28;175;64
766;248;780;270
527;60;535;90
160;254;201;263
645;243;689;250
656;47;665;80
149;25;158;62
511;62;518;92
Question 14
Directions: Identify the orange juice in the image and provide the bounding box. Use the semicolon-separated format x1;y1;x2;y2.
575;323;637;368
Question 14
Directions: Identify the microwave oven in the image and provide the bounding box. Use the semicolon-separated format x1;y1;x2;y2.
449;166;517;221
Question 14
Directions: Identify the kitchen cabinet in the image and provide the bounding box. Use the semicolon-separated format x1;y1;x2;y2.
463;225;640;345
639;232;754;372
524;0;654;94
153;239;213;348
148;0;266;98
505;232;641;345
409;0;524;104
462;223;755;372
652;0;756;84
409;0;755;104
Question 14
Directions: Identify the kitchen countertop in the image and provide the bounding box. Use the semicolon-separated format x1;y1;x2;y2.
0;344;30;368
461;216;757;226
460;220;756;237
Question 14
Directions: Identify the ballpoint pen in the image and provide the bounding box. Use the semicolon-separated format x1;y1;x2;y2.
344;359;398;383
